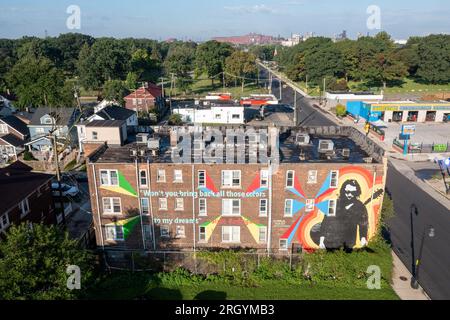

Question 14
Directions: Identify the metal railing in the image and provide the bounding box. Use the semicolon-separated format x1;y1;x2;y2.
393;139;450;154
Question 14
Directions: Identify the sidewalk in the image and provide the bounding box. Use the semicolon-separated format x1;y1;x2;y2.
391;251;430;300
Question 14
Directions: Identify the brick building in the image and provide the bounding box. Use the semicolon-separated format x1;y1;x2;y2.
124;83;164;114
86;126;386;254
0;161;55;237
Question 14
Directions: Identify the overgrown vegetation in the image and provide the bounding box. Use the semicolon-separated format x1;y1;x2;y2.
335;104;347;117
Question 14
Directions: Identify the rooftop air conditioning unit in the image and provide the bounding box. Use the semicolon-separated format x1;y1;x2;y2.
136;133;149;144
130;149;137;157
147;137;160;150
318;140;334;153
342;148;351;158
296;133;310;146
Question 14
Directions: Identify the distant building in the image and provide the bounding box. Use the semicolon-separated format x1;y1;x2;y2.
212;33;281;45
0;161;56;237
173;101;246;125
124;82;164;114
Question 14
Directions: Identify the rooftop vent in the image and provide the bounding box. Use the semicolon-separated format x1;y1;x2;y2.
342;148;350;159
318;140;334;153
136;133;149;144
147;137;160;150
295;133;310;146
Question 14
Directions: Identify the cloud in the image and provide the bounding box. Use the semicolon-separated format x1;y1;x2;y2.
224;4;277;15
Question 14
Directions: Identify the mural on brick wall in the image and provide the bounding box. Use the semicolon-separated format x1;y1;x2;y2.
100;171;138;197
281;166;384;251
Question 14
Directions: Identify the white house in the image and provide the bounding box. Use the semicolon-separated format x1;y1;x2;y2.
173;105;245;125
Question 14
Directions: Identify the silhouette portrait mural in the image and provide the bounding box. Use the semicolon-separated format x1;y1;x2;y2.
281;166;385;251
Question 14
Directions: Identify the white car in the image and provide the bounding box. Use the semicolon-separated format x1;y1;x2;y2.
51;183;80;197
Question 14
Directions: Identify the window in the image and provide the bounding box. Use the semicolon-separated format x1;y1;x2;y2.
328;199;337;217
143;224;153;241
221;170;241;187
176;226;185;238
139;170;148;187
215;114;221;119
105;225;124;241
232;114;240;119
100;170;118;186
160;226;170;238
174;170;183;182
19;198;30;217
260;170;269;187
222;226;240;243
159;198;168;210
222;199;241;216
0;213;10;232
307;170;317;184
198;170;206;187
140;198;150;215
330;170;339;188
35;127;45;134
286;170;294;188
306;199;315;212
259;199;268;216
175;198;184;211
199;198;207;216
43;117;53;125
92;131;98;140
259;227;267;243
284;199;293;217
279;239;288;250
157;169;166;182
132;98;137;105
0;124;8;134
102;197;121;214
199;226;206;241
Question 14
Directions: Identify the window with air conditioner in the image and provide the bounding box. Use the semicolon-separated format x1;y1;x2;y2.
286;170;294;188
100;170;119;186
222;226;240;243
222;199;241;216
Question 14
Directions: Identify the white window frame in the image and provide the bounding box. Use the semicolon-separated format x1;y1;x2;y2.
305;199;315;212
259;199;268;217
19;198;30;217
221;170;241;188
199;226;206;242
174;169;183;183
176;225;185;238
157;169;166;182
284;199;293;217
259;226;267;243
307;170;317;184
0;212;10;232
175;198;184;211
279;239;288;250
222;199;241;216
328;199;337;217
99;169;119;186
139;169;148;188
140;198;150;215
199;198;207;216
260;169;269;187
198;170;206;188
330;170;339;188
102;197;122;214
159;198;168;211
286;170;294;188
105;225;124;241
221;226;240;243
160;226;170;238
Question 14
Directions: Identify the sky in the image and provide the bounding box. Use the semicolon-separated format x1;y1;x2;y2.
0;0;450;40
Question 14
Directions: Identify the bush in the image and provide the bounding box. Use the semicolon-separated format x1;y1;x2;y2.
23;150;36;161
335;104;347;117
168;114;183;125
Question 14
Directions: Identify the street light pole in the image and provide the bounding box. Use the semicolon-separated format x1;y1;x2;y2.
411;224;435;289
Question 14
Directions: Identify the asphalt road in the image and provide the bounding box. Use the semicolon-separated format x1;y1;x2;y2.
386;162;450;300
258;66;337;126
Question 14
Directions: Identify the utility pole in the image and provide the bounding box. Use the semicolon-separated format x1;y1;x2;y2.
73;86;82;113
51;131;66;227
305;75;309;94
294;90;297;126
222;72;226;92
279;79;282;101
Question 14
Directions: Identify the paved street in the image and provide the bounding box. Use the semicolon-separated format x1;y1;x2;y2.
387;160;450;299
258;65;337;127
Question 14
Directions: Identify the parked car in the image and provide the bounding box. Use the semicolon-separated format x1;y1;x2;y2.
51;182;80;197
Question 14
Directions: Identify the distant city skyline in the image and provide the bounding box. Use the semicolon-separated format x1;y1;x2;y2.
1;0;450;40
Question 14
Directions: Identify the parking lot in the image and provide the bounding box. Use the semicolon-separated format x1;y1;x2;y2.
374;121;450;145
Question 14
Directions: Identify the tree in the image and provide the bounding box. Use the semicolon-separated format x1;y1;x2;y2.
103;80;129;105
416;35;450;84
0;223;94;300
361;51;408;89
6;55;65;108
303;44;344;85
131;48;160;82
195;41;233;85
164;43;196;93
224;51;257;91
168;113;183;125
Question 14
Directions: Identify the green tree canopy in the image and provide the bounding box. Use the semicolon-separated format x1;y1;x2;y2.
102;79;129;105
224;51;257;88
416;35;450;84
195;40;234;85
0;223;94;300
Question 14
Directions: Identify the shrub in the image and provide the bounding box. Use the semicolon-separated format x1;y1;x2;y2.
22;150;36;161
335;104;347;117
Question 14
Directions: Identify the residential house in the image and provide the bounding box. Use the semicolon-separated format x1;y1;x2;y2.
0;115;30;164
124;82;164;114
82;120;128;156
25;107;78;159
76;105;136;152
0;161;56;238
